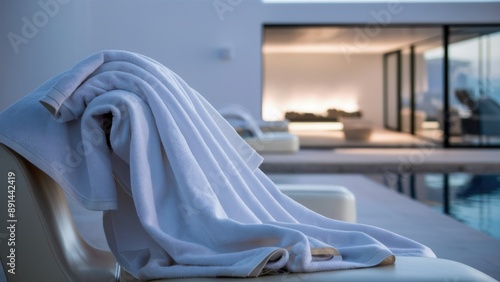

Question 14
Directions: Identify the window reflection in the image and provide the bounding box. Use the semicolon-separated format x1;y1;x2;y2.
449;29;500;146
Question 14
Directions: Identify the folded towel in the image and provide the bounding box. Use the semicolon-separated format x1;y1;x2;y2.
0;50;436;280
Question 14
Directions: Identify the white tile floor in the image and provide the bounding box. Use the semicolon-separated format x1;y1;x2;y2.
293;128;433;148
293;127;500;148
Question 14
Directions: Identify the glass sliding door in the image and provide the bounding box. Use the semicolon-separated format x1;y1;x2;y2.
400;48;412;134
381;25;500;148
382;27;443;139
413;37;444;142
383;51;401;131
448;26;500;146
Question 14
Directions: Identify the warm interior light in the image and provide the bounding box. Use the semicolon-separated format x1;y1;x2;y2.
263;44;400;54
289;122;344;131
422;121;440;129
263;94;360;121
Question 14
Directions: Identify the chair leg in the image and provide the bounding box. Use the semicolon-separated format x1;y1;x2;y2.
0;144;118;282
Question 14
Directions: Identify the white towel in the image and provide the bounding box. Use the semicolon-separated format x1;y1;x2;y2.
0;50;435;280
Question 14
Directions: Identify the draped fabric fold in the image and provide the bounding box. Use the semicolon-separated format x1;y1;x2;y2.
0;50;435;280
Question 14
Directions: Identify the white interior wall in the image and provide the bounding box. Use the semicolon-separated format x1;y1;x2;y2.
1;0;499;119
263;53;383;127
0;0;263;117
262;2;500;25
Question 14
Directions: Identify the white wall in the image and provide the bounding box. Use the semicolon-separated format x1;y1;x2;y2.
1;0;500;118
0;0;263;117
263;53;383;126
262;2;500;24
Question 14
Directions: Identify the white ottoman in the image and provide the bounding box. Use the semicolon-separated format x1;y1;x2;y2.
277;184;356;223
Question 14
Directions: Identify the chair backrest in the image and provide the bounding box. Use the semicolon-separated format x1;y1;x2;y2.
219;106;265;139
0;144;119;282
455;89;477;112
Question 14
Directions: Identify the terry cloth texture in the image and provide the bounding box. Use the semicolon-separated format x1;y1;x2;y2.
0;50;436;280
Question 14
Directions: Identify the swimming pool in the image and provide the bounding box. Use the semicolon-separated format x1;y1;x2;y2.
367;173;500;240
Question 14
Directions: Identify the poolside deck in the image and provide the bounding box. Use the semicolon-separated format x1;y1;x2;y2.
261;148;500;173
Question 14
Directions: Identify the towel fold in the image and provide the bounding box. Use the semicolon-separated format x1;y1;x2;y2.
0;50;435;280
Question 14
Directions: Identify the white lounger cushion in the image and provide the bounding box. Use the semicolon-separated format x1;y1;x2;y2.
246;132;300;153
152;256;496;282
277;184;356;223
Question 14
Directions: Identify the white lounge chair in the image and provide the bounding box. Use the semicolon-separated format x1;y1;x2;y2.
0;144;496;282
219;107;299;154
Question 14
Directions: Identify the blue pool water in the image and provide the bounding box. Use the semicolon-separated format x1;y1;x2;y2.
368;173;500;240
425;174;500;240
